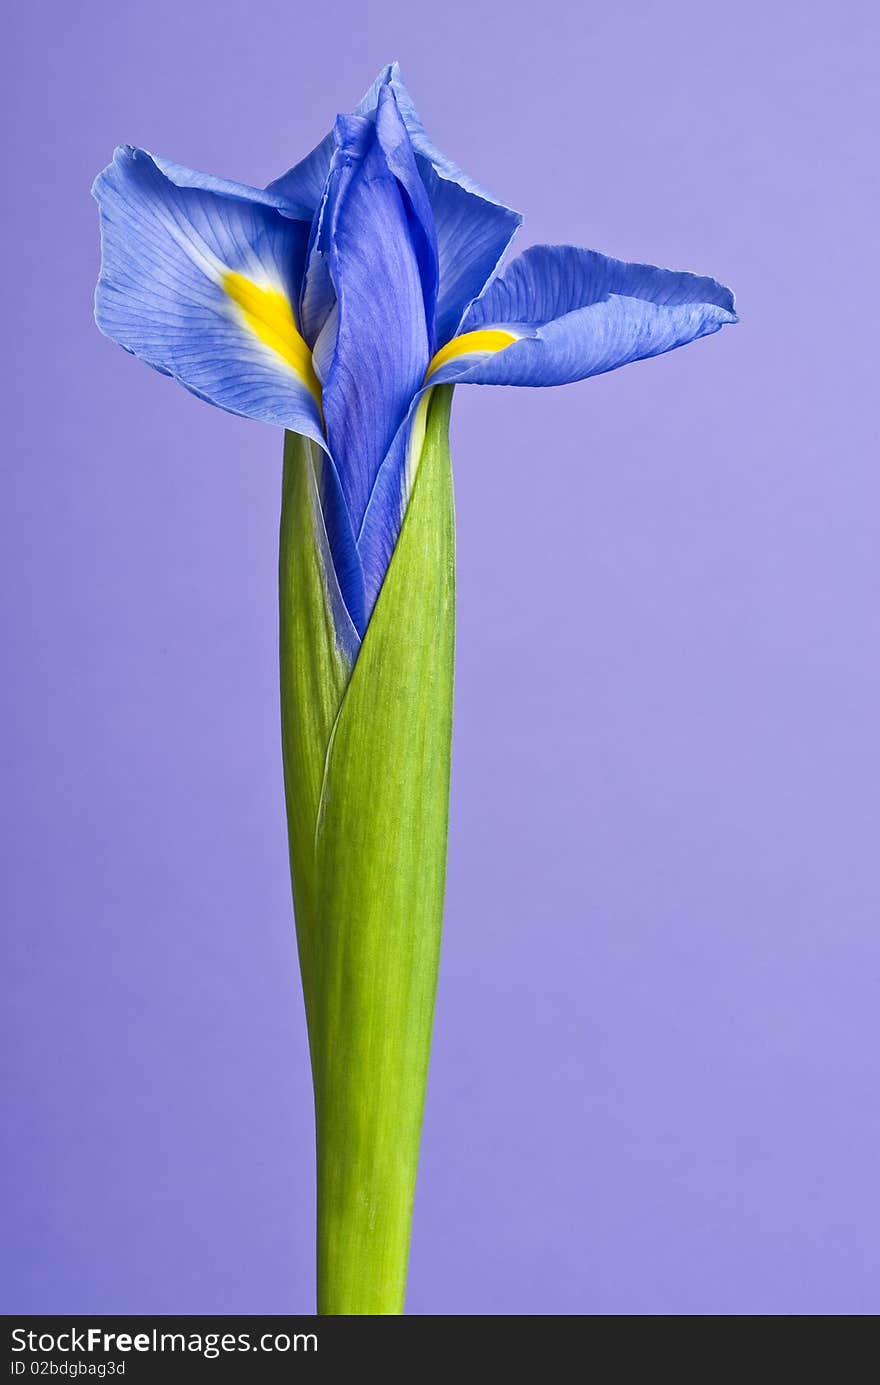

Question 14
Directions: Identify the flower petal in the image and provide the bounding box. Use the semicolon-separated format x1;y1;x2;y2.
269;64;521;350
291;78;438;353
355;392;431;615
427;244;737;387
266;65;397;211
143;152;310;219
93;147;324;440
315;447;367;637
374;84;439;343
383;65;521;343
417;160;521;347
384;63;508;205
320;109;430;542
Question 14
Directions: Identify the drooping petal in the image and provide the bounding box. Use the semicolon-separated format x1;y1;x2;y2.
93;147;324;441
320;110;431;543
426;244;737;388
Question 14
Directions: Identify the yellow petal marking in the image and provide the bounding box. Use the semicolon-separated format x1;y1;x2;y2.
223;271;322;405
425;328;517;380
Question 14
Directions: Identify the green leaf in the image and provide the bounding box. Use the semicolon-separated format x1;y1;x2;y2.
279;385;455;1314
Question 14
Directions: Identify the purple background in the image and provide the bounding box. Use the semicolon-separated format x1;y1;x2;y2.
3;1;878;1316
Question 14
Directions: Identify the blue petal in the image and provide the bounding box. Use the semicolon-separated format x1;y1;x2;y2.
430;245;737;387
384;64;508;204
320;109;430;541
296;79;437;353
417;158;521;347
315;447;367;638
93;147;324;441
356;393;427;614
269;64;521;349
266;65;396;210
374;84;439;343
146;153;311;220
302;449;362;668
298;183;336;347
382;66;522;344
266;130;336;215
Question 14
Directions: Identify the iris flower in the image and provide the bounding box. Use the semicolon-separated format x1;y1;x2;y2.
93;63;736;1315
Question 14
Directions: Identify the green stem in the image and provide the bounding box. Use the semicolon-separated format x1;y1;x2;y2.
279;387;456;1314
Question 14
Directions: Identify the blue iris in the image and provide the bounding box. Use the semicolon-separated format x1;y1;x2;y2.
93;63;736;640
